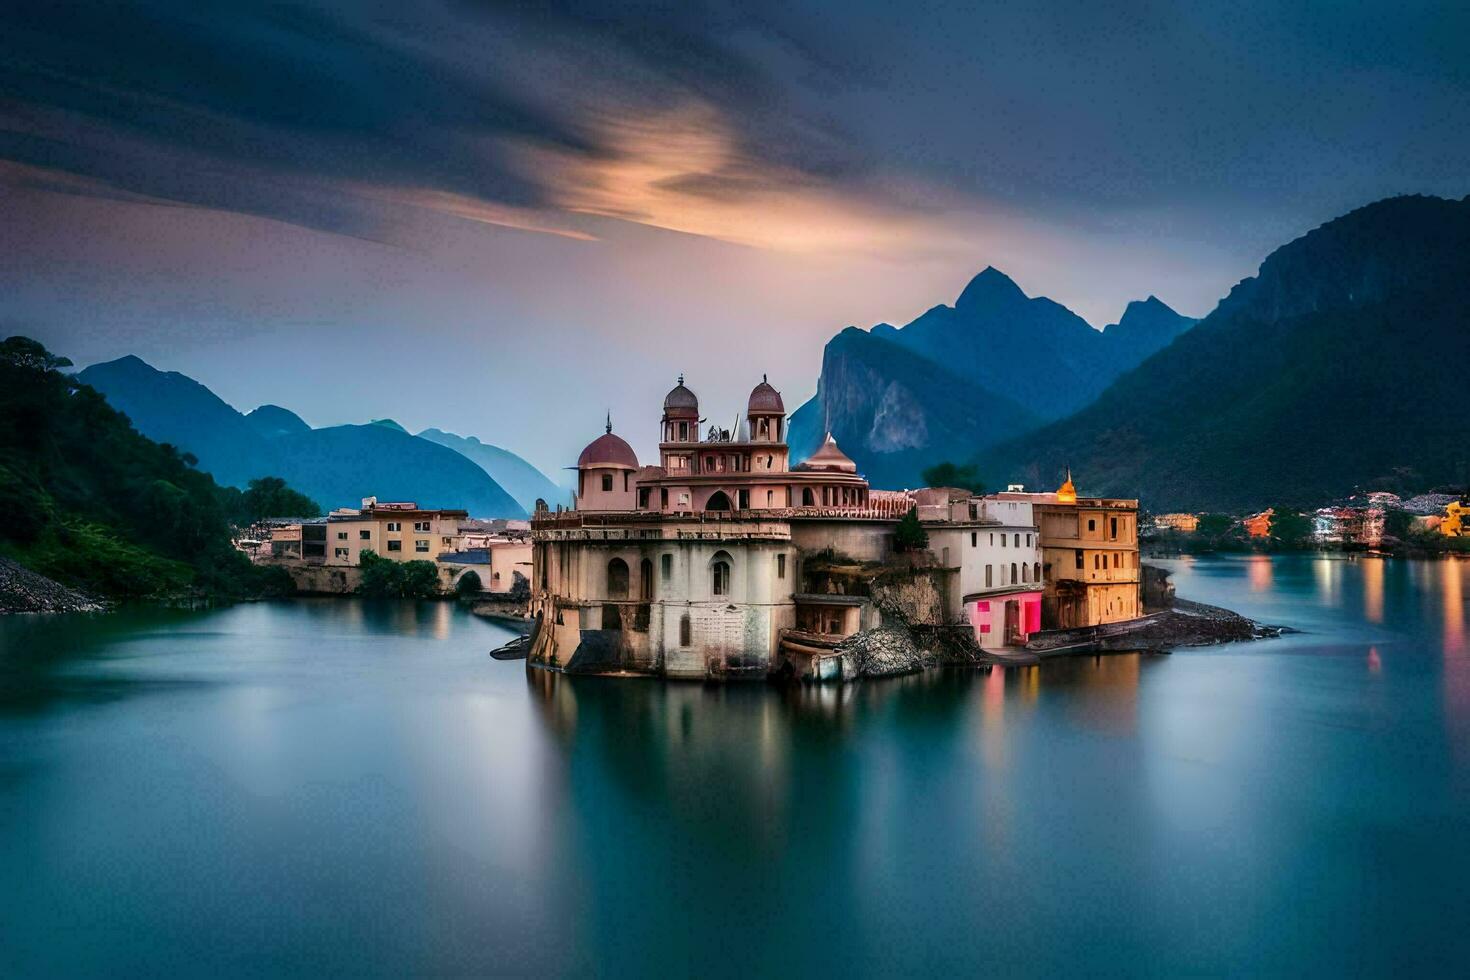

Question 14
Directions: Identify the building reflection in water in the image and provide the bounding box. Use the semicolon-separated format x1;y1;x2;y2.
1362;558;1384;624
1247;554;1274;592
1314;557;1340;606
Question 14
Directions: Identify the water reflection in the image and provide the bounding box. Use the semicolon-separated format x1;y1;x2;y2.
1248;554;1274;592
1363;558;1384;623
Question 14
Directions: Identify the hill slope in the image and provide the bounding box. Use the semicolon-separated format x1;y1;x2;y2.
988;195;1470;510
416;428;563;512
78;358;526;518
787;327;1041;489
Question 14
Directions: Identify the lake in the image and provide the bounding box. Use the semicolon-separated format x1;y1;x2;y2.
2;555;1467;975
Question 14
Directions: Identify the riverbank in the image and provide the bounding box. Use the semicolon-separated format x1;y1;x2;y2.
0;557;106;614
1026;598;1291;657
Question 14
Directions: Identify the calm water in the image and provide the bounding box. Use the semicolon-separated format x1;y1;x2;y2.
2;556;1468;976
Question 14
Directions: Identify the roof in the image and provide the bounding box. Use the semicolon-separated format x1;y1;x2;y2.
795;433;857;473
663;376;699;417
577;423;639;469
747;376;785;414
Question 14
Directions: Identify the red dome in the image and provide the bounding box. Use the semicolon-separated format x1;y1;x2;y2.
577;427;638;470
663;376;699;418
747;376;784;414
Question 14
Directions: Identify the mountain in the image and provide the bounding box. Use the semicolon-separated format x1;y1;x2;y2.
77;358;526;518
788;268;1195;486
245;404;311;438
1099;296;1197;370
416;428;564;512
787;327;1041;489
987;195;1470;511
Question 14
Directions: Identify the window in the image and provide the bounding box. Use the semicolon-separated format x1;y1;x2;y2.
679;613;692;646
990;533;994;545
678;492;690;509
607;558;629;598
334;547;349;559
387;540;402;552
802;487;815;506
986;565;993;587
766;490;774;507
661;554;672;581
415;540;429;553
1026;534;1031;547
711;553;731;596
359;529;371;540
942;547;950;566
1034;562;1041;583
386;522;401;532
414;521;430;532
639;488;651;509
1088;519;1096;532
971;532;977;547
601;473;613;492
640;559;653;601
661;488;669;508
777;554;786;579
1094;554;1101;569
1075;549;1084;569
1011;563;1018;583
1014;533;1020;547
337;531;347;540
1114;552;1121;568
1110;517;1118;538
1022;563;1029;583
738;489;749;510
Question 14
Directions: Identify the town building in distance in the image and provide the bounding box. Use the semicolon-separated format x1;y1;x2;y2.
529;376;1142;679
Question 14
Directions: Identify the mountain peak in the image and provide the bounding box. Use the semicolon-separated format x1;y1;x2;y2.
369;418;408;434
956;266;1026;310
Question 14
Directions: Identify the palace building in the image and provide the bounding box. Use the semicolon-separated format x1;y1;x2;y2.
529;377;1142;679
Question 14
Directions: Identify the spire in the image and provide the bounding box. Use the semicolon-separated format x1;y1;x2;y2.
677;373;684;386
763;372;767;383
605;412;612;434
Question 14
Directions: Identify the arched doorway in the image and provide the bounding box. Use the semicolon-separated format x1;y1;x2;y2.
705;490;734;512
607;558;629;598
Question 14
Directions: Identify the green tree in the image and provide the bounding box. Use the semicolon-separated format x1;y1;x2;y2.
894;506;929;552
1269;507;1314;548
401;560;440;598
359;550;441;599
921;461;985;494
1383;508;1414;541
455;570;483;597
1196;513;1235;538
240;476;321;521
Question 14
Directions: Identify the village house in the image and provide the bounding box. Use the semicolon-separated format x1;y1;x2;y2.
1153;512;1200;533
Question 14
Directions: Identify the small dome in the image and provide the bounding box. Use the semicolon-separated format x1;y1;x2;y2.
663;375;699;418
577;419;638;470
796;433;857;473
747;375;784;415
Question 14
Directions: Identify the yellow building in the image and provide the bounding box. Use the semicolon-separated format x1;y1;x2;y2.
324;498;468;566
992;472;1142;629
1154;512;1199;533
1443;501;1468;538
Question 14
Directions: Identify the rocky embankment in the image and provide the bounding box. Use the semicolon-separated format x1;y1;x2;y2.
0;557;106;614
1027;598;1290;656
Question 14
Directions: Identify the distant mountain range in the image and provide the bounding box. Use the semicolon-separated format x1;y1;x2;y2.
986;194;1470;511
76;357;551;518
789;267;1195;487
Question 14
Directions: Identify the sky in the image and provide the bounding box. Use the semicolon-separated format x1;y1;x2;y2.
2;0;1467;477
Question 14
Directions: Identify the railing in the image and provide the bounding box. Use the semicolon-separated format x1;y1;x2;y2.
532;492;916;531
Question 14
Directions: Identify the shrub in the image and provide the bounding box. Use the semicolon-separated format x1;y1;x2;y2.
894;506;929;552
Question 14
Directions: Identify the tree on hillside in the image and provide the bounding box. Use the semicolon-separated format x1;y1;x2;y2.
921;461;985;494
894;507;929;552
240;476;321;521
0;335;292;599
1196;513;1235;538
1269;507;1314;548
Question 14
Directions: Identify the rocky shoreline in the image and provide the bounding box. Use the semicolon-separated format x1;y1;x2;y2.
0;557;107;614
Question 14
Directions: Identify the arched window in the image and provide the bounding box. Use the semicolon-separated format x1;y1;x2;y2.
607;558;629;598
639;558;653;601
679;613;692;646
1022;563;1029;583
706;490;733;512
1011;562;1018;584
711;550;732;597
1034;562;1041;583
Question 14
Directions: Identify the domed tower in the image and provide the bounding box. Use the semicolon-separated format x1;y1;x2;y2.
576;416;639;512
1056;468;1078;505
661;375;699;444
746;375;786;443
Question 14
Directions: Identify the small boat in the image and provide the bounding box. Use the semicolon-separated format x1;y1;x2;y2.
489;635;530;661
